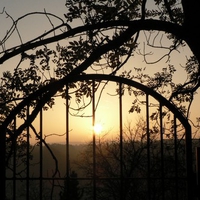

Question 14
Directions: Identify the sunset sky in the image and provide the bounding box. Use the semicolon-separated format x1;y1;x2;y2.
0;0;199;144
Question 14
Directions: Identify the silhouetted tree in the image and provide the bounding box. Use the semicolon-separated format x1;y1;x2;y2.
1;0;200;199
60;170;83;200
1;0;200;136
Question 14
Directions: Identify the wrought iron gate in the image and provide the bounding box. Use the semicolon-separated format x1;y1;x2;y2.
0;74;194;199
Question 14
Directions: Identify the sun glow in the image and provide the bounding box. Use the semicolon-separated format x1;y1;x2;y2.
93;123;103;135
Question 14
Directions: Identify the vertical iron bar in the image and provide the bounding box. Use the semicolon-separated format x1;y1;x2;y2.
196;147;200;199
159;103;165;199
66;84;70;199
174;116;178;199
40;108;43;200
26;105;30;200
0;124;6;199
13;117;16;200
92;80;96;200
146;94;151;200
119;82;123;200
185;124;193;200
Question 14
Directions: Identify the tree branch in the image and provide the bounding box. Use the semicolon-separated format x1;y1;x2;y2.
1;26;138;138
0;20;183;64
163;0;175;22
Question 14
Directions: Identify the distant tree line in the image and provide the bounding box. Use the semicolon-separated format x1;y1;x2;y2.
60;118;190;200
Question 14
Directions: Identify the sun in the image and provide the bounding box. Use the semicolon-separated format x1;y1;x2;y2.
93;123;103;134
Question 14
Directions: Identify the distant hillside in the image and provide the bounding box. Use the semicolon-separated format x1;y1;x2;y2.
29;143;86;178
6;140;200;199
8;139;200;180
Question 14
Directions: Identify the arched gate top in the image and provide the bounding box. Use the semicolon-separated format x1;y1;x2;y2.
67;74;191;132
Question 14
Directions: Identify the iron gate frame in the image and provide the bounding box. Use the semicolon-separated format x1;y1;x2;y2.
0;74;194;199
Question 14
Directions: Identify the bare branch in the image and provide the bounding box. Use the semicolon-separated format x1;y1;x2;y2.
0;11;65;51
4;11;23;44
0;20;183;64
